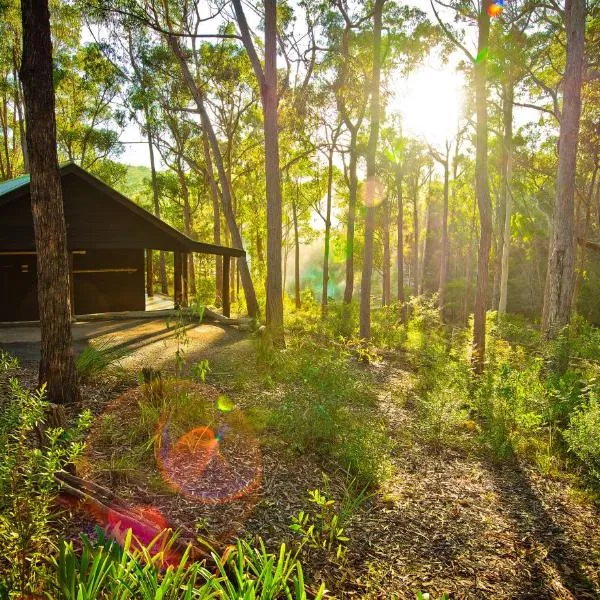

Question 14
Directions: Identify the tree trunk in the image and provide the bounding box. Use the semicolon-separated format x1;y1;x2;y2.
396;166;406;321
292;195;301;310
359;0;384;339
202;131;223;306
471;4;493;374
20;0;79;404
498;81;514;315
438;153;449;321
412;181;419;297
146;127;168;295
177;165;196;297
166;36;259;319
232;0;283;344
420;193;430;295
344;128;358;304
322;144;334;318
382;196;391;306
541;0;585;340
12;49;29;172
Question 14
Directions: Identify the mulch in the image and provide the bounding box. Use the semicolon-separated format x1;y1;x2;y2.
2;354;599;599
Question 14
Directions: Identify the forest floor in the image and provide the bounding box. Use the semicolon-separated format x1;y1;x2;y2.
2;320;599;599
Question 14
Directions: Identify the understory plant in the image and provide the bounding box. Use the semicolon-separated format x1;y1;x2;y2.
54;526;324;599
268;337;391;484
0;373;90;597
76;337;128;380
564;390;600;484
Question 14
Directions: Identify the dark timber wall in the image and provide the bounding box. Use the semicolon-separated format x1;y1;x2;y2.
0;164;242;321
73;249;145;315
0;253;39;321
0;171;162;320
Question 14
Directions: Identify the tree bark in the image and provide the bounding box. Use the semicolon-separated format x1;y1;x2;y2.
166;36;259;319
12;48;29;172
382;196;391;306
177;163;196;297
232;0;284;345
344;128;359;304
541;0;585;340
202;131;223;306
420;193;430;295
321;144;335;318
412;179;419;296
396;166;406;321
146;127;168;295
498;80;514;315
471;4;493;374
359;0;384;339
20;0;79;404
438;150;450;321
292;194;301;310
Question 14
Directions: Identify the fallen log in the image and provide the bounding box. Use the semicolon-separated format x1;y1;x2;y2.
55;470;216;561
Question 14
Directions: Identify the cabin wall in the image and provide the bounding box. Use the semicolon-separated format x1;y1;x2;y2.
73;249;145;315
0;253;39;321
0;249;145;321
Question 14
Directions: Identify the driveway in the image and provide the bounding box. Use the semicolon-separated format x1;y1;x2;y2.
0;317;250;372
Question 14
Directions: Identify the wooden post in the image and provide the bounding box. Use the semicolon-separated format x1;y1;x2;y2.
69;252;75;320
222;255;230;317
146;249;154;298
174;251;182;309
182;252;189;308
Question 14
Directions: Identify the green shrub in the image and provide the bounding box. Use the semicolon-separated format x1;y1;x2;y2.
370;303;407;349
269;340;391;483
0;377;90;597
564;391;600;484
0;350;19;372
323;300;358;339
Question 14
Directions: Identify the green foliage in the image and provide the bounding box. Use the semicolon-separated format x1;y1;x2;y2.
191;359;211;382
76;337;127;380
268;338;392;484
54;526;323;599
289;473;370;571
0;377;89;597
564;390;600;484
369;303;408;349
415;592;449;600
0;350;19;372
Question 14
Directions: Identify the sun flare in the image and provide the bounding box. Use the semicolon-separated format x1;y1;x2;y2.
389;62;465;145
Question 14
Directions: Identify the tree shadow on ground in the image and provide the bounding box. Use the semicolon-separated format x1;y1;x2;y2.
484;458;599;599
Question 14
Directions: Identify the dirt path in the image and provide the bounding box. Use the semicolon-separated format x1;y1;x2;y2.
344;364;600;599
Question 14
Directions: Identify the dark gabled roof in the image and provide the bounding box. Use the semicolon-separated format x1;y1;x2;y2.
0;162;244;258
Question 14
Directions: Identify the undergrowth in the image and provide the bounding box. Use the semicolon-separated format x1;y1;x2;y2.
0;369;90;597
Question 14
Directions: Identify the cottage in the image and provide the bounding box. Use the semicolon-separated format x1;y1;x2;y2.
0;162;242;321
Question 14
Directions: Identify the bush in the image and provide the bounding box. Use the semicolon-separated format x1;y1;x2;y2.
76;337;127;380
0;376;90;597
269;339;391;484
564;391;600;484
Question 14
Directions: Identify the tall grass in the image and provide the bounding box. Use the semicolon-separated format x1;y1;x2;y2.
54;527;325;599
76;337;128;380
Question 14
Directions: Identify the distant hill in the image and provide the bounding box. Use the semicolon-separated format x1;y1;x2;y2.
114;165;152;201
